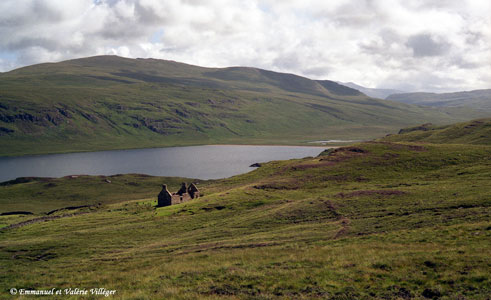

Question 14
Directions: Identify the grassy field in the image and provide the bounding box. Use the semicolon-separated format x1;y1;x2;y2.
0;175;194;215
0;122;490;299
1;55;487;156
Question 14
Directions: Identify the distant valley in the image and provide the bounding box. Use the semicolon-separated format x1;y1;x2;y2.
385;89;491;111
337;81;406;99
339;82;491;112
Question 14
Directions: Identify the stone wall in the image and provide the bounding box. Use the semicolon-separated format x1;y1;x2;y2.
171;193;192;205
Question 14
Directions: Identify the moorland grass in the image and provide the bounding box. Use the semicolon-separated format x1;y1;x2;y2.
0;139;489;299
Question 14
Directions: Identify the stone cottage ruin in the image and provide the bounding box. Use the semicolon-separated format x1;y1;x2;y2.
157;182;200;207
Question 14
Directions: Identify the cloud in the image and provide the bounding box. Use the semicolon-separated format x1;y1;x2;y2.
0;0;489;92
406;34;450;57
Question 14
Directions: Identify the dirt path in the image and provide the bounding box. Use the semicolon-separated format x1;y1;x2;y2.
323;200;351;238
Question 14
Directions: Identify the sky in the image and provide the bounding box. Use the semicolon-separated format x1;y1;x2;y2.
0;0;490;92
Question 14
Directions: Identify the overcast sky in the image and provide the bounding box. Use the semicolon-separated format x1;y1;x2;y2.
0;0;490;92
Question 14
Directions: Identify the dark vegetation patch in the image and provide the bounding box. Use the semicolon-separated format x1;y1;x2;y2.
424;260;437;268
398;123;434;134
385;286;413;299
337;190;406;198
0;108;75;130
341;147;367;153
130;115;184;135
112;72;224;89
0;126;14;135
133;174;152;178
87;75;135;84
368;141;427;151
289;147;370;172
1;212;90;231
243;200;266;208
422;288;442;299
319;146;369;162
289;161;336;171
253;180;301;190
318;174;350;182
185;242;280;255
201;205;226;212
372;262;392;271
0;177;54;186
46;205;95;215
11;250;57;261
307;103;344;114
0;211;33;216
464;120;484;128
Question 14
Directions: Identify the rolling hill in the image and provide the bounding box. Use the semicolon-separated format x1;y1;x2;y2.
0;55;487;156
386;89;491;111
381;118;491;145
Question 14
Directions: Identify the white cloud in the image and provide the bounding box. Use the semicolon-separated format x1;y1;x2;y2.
0;0;489;92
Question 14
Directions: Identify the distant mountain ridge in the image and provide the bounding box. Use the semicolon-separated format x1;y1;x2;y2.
386;89;491;111
0;55;486;156
11;56;360;98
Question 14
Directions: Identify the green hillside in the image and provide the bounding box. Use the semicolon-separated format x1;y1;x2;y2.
381;118;491;145
0;55;486;156
1;121;490;298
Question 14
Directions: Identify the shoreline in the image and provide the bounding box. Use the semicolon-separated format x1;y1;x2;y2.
207;144;336;148
0;143;348;158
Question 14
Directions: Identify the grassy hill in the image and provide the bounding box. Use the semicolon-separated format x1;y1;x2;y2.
0;55;486;156
1;120;490;298
381;118;491;145
386;89;491;111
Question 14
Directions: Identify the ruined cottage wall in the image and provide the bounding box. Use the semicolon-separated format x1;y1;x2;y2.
158;183;200;207
171;193;192;205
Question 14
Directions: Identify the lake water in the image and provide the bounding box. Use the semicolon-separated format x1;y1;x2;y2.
0;145;326;182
